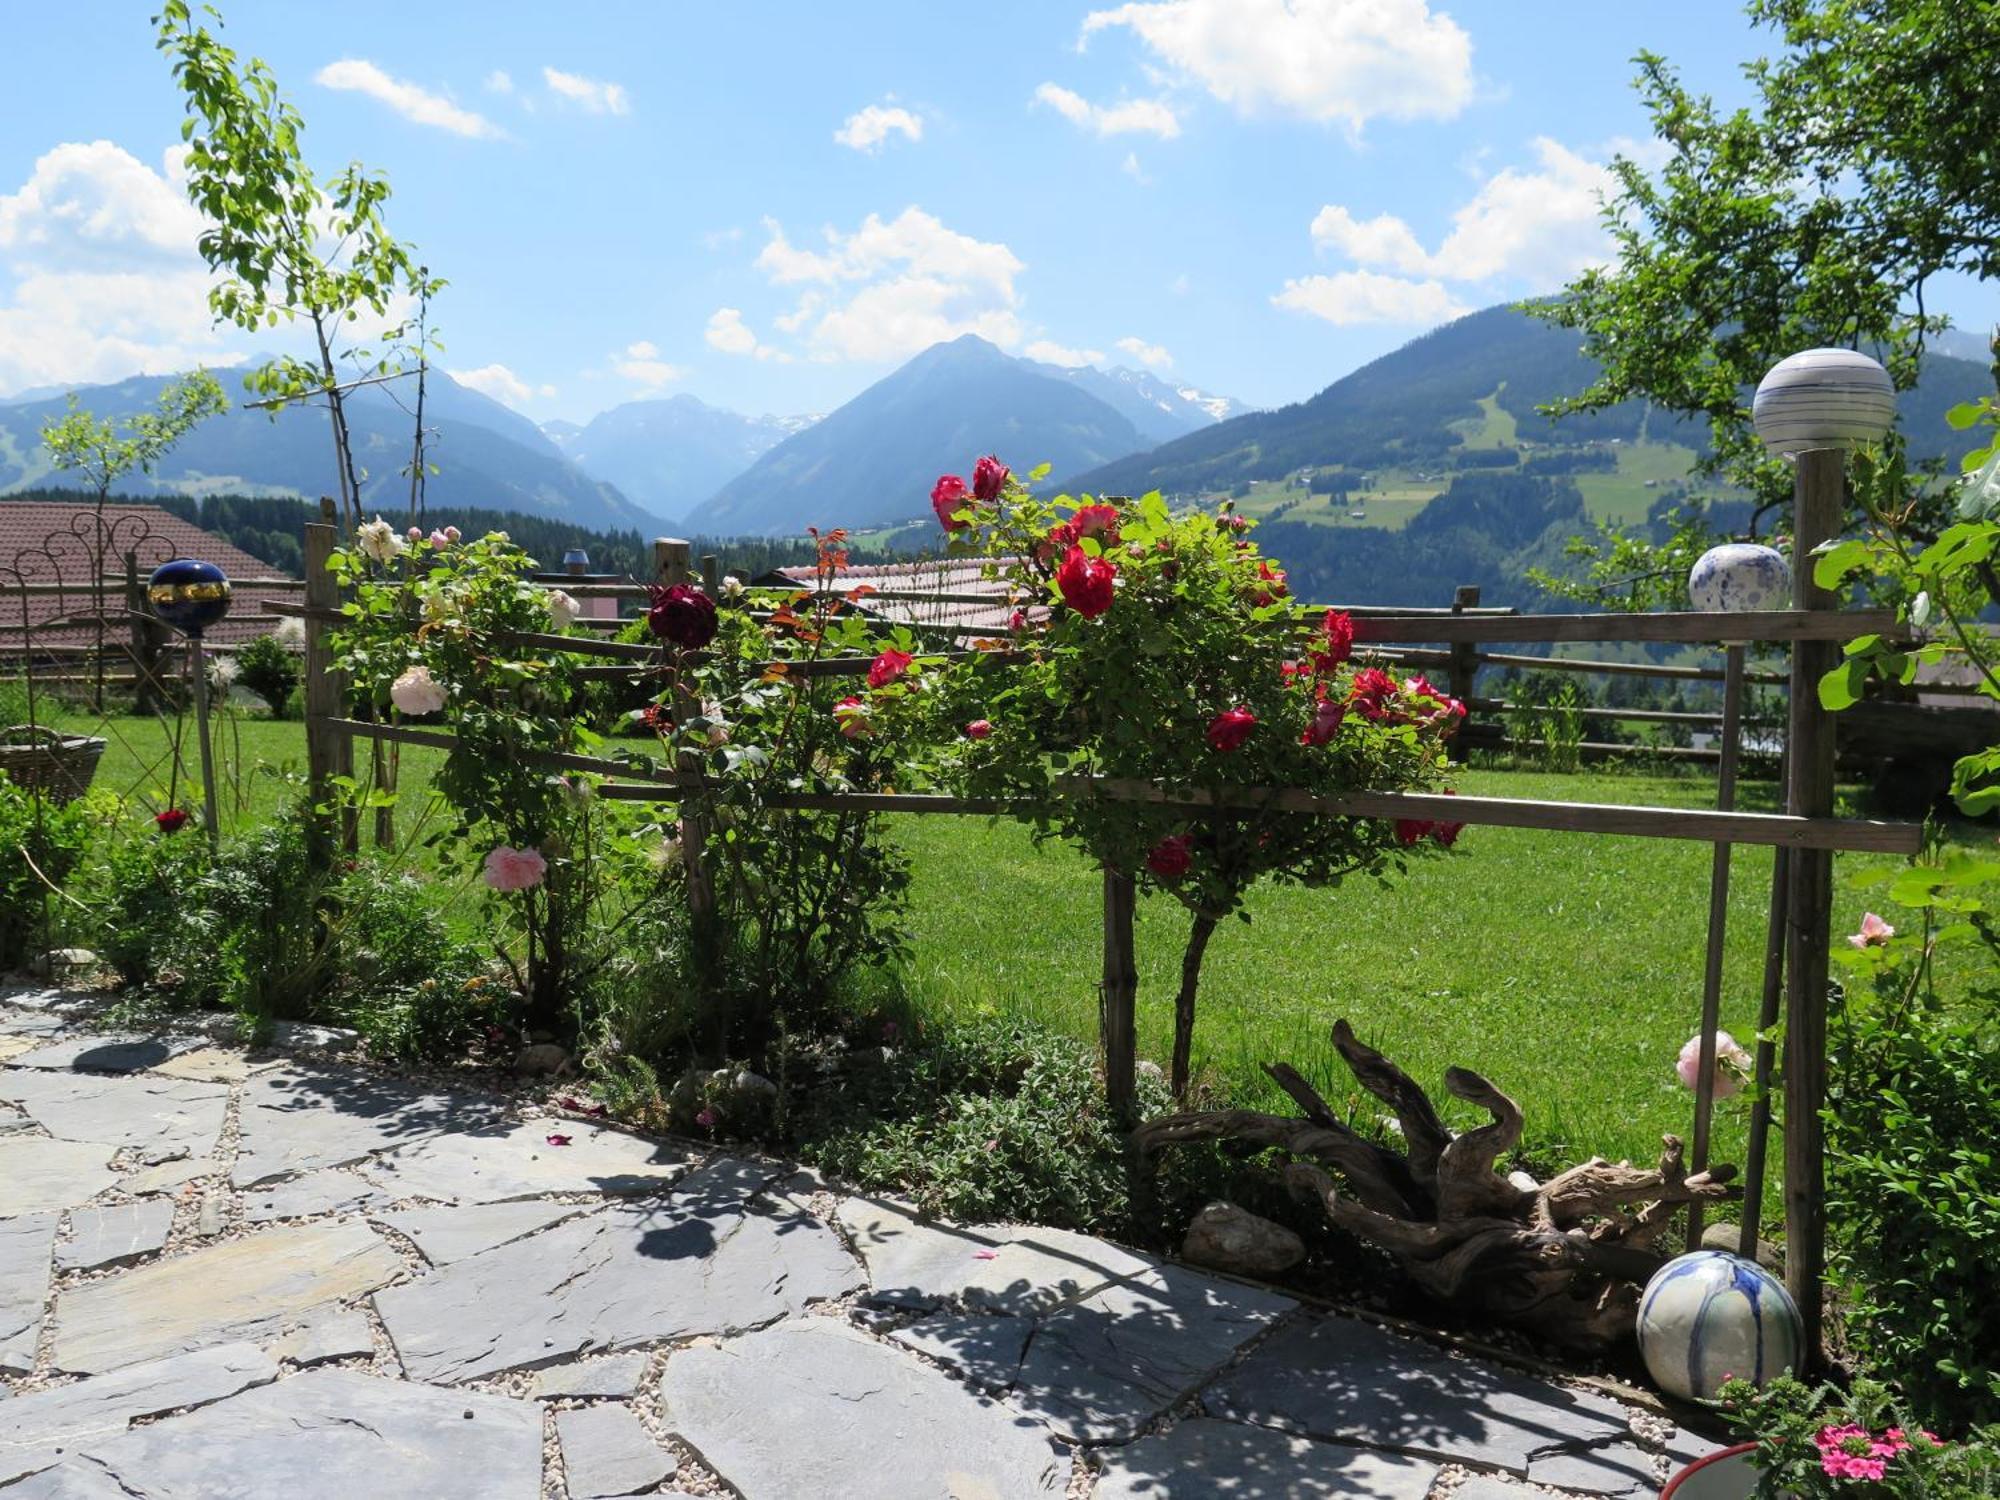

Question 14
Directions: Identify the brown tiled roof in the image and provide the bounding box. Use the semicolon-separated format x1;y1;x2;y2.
0;501;297;651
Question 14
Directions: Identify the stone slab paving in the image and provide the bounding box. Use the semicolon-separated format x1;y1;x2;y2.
0;988;1726;1498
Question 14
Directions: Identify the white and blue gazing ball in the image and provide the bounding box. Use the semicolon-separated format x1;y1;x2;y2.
1752;347;1895;456
1637;1251;1802;1401
1688;543;1792;618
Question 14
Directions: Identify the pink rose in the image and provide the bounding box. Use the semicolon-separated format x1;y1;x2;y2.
1847;912;1895;948
1300;698;1345;747
483;845;548;893
963;719;992;740
931;474;970;530
428;528;450;549
443;525;462;543
389;664;448;717
1676;1030;1753;1097
867;649;914;689
972;454;1010;503
833;696;871;739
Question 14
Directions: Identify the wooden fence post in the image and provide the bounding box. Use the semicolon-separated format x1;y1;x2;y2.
124;550;164;716
1101;866;1139;1124
1687;642;1746;1249
1782;447;1844;1367
1447;585;1480;762
655;539;715;932
302;506;354;868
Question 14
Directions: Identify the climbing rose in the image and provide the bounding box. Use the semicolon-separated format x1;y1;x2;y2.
428;528;450;549
1848;912;1896;949
1349;667;1399;720
443;525;462;543
1056;546;1116;618
1206;707;1256;752
389;664;448;716
833;696;871;739
1008;608;1028;634
647;583;718;649
1676;1030;1753;1097
483;845;547;892
972;454;1010;502
1301;698;1345;746
867;649;915;689
963;719;992;740
1395;818;1432;846
546;589;580;629
154;807;189;834
1252;560;1288;606
406;525;424;543
931;474;970;530
1317;609;1355;667
1146;834;1193;879
356;516;406;564
1071;503;1120;542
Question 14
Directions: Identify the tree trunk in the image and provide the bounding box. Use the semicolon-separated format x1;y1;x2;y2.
1170;910;1219;1100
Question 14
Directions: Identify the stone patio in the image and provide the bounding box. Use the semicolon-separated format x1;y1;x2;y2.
0;983;1719;1498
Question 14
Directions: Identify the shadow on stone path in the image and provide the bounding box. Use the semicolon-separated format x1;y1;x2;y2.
0;985;1721;1498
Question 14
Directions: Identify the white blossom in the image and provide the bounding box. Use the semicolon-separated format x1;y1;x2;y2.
357;516;408;564
546;589;580;628
389;664;448;716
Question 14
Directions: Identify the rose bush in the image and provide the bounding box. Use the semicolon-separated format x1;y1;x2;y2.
919;461;1465;1096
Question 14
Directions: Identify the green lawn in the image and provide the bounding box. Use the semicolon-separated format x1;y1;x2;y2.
38;707;1954;1189
1574;440;1698;525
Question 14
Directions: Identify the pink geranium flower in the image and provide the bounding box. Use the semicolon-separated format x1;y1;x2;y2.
483;845;547;892
1848;911;1896;949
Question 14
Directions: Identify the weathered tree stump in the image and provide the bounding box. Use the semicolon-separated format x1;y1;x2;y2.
1132;1018;1741;1351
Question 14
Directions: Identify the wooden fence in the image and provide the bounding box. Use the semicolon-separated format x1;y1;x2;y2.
280;460;1921;1366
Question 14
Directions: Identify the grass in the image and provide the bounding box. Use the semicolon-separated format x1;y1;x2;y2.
1575;441;1698;525
32;704;1961;1191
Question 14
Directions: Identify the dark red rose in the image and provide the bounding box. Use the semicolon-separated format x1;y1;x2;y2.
1146;833;1193;879
155;807;189;834
1300;698;1345;746
1317;609;1354;668
963;719;993;740
867;649;914;689
931;475;971;530
1056;545;1116;619
972;454;1010;502
1432;818;1465;847
647;583;718;649
1206;707;1257;752
1395;818;1433;846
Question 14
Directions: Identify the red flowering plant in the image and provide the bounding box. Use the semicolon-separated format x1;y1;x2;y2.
1717;1374;1998;1499
922;461;1466;1096
647;527;935;1051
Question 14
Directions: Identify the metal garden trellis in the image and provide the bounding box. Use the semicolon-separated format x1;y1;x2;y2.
275;357;1921;1370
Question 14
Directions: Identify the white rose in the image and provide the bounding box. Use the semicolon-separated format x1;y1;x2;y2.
546;589;580;629
357;516;407;565
389;664;448;716
721;575;745;602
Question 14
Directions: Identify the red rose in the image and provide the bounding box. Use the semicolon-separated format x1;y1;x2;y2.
972;454;1010;502
1146;833;1193;879
1300;698;1345;746
1072;503;1120;543
1206;707;1256;752
833;696;870;739
1252;559;1288;606
1349;667;1399;720
647;583;718;649
931;475;971;530
963;719;993;740
867;649;914;689
155;807;189;834
1056;545;1116;618
1317;609;1354;668
1431;818;1464;848
1395;818;1432;846
1008;609;1028;634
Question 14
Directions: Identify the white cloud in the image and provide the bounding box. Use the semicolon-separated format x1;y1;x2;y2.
611;339;683;388
1033;83;1180;139
835;103;923;153
0;141;244;392
313;59;502;138
1025;339;1105;367
484;70;514;95
450;362;554;408
704;306;789;362
1081;0;1473;131
1272;270;1469;326
750;208;1025;361
1309;137;1621;288
1120;152;1151;183
1116;335;1172;369
543;67;630;116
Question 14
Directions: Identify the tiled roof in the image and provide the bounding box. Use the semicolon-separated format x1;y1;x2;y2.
763;556;1045;642
0;501;297;651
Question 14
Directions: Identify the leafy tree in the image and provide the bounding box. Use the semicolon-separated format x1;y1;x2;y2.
1535;0;2000;594
154;1;443;531
41;371;228;502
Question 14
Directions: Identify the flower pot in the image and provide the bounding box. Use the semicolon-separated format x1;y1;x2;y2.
1662;1443;1760;1500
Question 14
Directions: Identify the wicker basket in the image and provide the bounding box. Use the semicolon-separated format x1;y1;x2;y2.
0;725;108;806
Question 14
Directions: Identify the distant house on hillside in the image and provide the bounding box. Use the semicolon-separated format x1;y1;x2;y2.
0;499;295;656
755;555;1045;645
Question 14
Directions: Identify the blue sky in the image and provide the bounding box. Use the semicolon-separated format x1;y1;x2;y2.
0;2;1987;425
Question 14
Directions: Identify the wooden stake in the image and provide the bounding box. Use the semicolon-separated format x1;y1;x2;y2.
655;538;714;931
1101;866;1139;1124
302;510;353;868
1783;447;1845;1367
1447;584;1480;763
1687;644;1745;1249
1738;837;1789;1260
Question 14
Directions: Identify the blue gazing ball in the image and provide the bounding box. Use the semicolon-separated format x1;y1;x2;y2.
1637;1250;1802;1401
147;559;233;635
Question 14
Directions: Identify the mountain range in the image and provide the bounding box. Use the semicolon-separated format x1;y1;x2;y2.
541;396;819;520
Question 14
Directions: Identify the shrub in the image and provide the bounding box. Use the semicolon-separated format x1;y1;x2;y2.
1717;1373;2000;1498
0;779;108;971
234;632;301;717
334;862;491;1061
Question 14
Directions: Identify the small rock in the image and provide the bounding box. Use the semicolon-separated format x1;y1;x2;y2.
1181;1201;1306;1277
731;1069;777;1102
1136;1060;1165;1083
1701;1221;1781;1270
29;949;96;979
514;1043;570;1077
